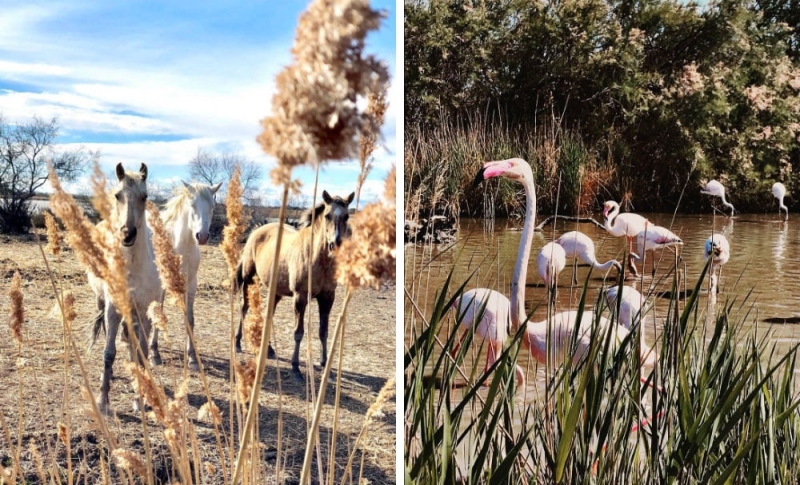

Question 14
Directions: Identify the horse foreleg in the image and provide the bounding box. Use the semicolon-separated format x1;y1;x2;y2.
317;290;335;369
291;294;308;381
98;302;121;416
148;291;164;366
266;295;282;359
236;277;251;353
185;279;199;371
128;316;150;413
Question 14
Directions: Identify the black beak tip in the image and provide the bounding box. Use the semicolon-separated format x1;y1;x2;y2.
472;167;487;189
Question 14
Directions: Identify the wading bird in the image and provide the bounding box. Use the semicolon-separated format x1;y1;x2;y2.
704;233;730;293
605;285;645;329
537;242;566;304
556;230;622;284
451;158;537;386
603;201;649;277
772;182;788;220
701;180;735;216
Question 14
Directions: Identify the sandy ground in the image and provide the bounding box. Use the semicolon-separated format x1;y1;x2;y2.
0;232;396;484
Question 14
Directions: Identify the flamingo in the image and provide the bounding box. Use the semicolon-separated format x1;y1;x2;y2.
556;230;621;284
451;290;523;386
631;225;683;278
772;182;788;220
704;233;730;293
522;310;657;368
450;158;537;386
605;285;645;329
537;242;566;303
603;200;649;277
701;180;735;216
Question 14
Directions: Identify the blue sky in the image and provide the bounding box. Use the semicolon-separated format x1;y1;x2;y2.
0;0;397;205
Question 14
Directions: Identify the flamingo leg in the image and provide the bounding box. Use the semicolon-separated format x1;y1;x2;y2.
450;330;468;359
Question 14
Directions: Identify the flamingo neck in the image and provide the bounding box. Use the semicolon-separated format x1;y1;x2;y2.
592;259;619;271
604;206;619;232
510;177;536;330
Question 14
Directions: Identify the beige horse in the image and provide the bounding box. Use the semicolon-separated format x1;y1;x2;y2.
88;163;161;415
235;190;354;380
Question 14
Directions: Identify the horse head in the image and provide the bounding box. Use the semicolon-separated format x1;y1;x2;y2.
182;181;222;245
322;190;354;250
114;163;148;247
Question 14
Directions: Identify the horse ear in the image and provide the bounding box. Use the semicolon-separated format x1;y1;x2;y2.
181;181;195;193
346;192;355;205
139;163;148;181
115;163;125;181
322;190;332;204
211;182;222;194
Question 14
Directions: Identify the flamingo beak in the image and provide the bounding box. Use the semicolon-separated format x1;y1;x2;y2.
473;160;514;187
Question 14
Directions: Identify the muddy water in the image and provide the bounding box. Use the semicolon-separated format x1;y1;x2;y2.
406;212;800;384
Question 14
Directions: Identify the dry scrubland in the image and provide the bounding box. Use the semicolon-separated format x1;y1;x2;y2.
0;234;396;484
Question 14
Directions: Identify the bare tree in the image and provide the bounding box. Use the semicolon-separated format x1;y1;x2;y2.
188;147;263;204
0;115;89;233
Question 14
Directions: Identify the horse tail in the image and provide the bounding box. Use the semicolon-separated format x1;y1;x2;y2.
88;303;105;350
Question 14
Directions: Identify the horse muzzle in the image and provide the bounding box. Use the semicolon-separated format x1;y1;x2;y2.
196;232;210;245
121;226;137;246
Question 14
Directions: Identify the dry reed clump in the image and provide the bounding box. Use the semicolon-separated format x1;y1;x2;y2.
28;442;46;484
220;167;248;275
112;449;148;479
198;401;222;426
57;422;68;447
147;301;169;341
126;363;188;452
234;358;257;404
146;201;185;303
8;271;23;344
257;0;389;185
44;212;61;256
336;166;396;290
244;283;264;351
48;164;133;324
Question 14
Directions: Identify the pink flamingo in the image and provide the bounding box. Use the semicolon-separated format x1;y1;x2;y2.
701;180;735;216
603;200;649;277
556;230;621;284
772;182;788;220
704;233;730;293
450;158;537;386
537;242;566;303
522;310;657;368
451;290;523;386
605;285;645;329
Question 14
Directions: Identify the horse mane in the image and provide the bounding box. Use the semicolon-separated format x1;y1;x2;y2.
162;183;216;225
298;195;350;228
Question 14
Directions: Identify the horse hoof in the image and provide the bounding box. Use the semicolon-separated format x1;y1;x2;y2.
267;347;276;359
188;361;200;372
235;344;243;354
97;400;112;417
150;354;163;366
291;369;304;383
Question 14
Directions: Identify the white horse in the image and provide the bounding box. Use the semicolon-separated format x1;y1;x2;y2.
148;181;220;370
88;163;161;415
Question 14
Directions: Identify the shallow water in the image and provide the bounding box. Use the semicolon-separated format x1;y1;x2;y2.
405;212;800;388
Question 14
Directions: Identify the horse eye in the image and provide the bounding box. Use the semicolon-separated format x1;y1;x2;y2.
115;193;121;201
142;194;148;201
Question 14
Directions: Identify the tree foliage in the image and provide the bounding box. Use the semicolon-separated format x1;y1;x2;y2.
0;115;88;233
406;0;800;212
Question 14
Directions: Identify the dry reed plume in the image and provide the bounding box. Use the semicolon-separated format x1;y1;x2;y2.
356;87;389;209
244;283;264;351
257;0;389;185
198;401;222;426
220;167;247;275
235;358;257;404
147;301;169;341
147;200;186;303
48;164;133;324
112;449;148;479
8;271;23;344
336;166;396;290
44;212;61;256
